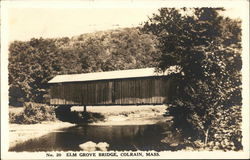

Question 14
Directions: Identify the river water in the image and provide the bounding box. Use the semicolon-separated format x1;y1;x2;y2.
9;124;175;152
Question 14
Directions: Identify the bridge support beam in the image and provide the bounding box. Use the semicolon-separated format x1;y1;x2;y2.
83;105;87;113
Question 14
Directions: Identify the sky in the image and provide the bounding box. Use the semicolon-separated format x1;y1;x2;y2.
7;7;244;43
7;8;158;42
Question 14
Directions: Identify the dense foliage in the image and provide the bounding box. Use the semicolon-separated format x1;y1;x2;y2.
9;102;56;124
9;28;159;106
54;106;105;123
142;8;242;150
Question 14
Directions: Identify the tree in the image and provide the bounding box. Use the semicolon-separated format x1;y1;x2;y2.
9;38;60;105
8;28;159;106
142;8;242;150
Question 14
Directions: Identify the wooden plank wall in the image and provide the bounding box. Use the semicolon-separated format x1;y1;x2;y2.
50;77;175;105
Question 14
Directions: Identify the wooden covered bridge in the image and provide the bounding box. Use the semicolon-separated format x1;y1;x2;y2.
48;68;177;112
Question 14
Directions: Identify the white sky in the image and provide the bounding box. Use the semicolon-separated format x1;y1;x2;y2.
7;7;243;42
8;8;158;42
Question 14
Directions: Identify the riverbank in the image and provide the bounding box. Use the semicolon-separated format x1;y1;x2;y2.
9;121;75;148
9;105;170;148
80;105;169;125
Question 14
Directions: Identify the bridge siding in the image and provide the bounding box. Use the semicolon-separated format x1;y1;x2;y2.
49;77;175;105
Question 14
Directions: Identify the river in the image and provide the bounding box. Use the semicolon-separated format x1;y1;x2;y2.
9;123;174;152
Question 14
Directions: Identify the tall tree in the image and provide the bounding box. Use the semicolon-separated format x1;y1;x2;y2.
9;38;60;105
142;8;242;150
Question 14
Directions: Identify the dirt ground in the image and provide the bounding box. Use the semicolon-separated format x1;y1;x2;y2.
9;105;169;148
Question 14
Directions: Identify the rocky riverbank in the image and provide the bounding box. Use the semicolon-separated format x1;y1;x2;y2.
72;105;168;125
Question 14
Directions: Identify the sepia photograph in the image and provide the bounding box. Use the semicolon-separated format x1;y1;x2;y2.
1;0;249;159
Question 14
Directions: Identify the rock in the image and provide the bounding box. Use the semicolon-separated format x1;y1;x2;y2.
79;141;110;151
208;141;214;146
169;143;178;147
79;141;97;151
96;142;109;151
185;146;194;151
215;141;220;146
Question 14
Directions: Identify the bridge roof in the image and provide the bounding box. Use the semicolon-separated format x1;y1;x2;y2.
48;67;179;83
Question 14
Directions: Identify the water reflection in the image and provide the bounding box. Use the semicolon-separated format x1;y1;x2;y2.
9;124;172;152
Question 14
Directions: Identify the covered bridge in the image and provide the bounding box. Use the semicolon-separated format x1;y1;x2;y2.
48;68;177;108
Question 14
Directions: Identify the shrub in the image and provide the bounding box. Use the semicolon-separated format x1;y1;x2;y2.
9;112;19;123
54;105;105;124
9;102;56;124
207;105;242;151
